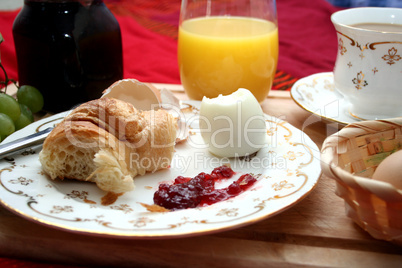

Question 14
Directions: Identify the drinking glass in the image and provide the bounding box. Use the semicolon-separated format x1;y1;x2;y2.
178;0;278;102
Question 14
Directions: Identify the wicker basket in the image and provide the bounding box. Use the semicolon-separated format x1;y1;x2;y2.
321;118;402;244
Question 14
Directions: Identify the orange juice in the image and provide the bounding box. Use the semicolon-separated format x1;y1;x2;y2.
178;16;278;102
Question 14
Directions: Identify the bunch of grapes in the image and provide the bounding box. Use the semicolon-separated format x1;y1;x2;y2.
0;86;44;142
0;33;44;142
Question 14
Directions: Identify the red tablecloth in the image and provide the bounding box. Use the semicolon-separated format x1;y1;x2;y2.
0;0;341;267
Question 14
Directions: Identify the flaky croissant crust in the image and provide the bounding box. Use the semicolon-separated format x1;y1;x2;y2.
39;98;177;198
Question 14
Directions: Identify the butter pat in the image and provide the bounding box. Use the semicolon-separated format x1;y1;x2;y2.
199;88;267;157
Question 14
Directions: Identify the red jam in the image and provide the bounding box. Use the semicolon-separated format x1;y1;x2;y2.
153;165;257;210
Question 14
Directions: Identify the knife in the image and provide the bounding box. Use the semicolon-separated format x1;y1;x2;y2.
0;127;53;159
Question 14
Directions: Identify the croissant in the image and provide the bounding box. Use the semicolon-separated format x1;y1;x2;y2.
39;98;177;204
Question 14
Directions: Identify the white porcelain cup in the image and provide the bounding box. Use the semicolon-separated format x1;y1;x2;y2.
331;8;402;120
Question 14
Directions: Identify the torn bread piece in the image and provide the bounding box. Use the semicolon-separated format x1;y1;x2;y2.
39;98;177;204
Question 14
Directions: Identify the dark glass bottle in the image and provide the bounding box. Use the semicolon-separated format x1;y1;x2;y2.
12;0;123;113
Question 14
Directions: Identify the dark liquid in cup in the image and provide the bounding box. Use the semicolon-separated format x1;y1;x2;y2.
13;0;123;112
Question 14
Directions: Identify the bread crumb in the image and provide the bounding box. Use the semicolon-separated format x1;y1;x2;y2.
140;202;170;212
101;191;123;206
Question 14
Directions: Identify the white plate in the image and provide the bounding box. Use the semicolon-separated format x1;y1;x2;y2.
0;101;321;239
290;72;362;126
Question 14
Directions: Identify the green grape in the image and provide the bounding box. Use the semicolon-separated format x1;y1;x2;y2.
0;93;21;122
17;85;44;113
0;113;15;141
14;104;34;130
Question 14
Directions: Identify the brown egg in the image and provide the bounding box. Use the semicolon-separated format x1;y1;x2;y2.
372;150;402;189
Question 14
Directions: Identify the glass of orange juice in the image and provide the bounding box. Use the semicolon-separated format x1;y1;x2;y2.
178;0;278;102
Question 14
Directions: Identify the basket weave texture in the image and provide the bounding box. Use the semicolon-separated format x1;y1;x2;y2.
321;118;402;244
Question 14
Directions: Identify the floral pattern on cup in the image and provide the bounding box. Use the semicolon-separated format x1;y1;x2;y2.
337;31;402;91
352;71;368;90
382;47;401;65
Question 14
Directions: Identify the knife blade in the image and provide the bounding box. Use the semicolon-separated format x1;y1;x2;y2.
0;127;53;159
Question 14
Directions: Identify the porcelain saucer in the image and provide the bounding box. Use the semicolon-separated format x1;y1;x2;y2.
290;72;362;126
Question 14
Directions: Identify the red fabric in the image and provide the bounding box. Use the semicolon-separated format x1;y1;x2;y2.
0;10;19;83
0;0;342;267
118;15;181;83
276;0;342;78
0;0;341;88
0;9;181;85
